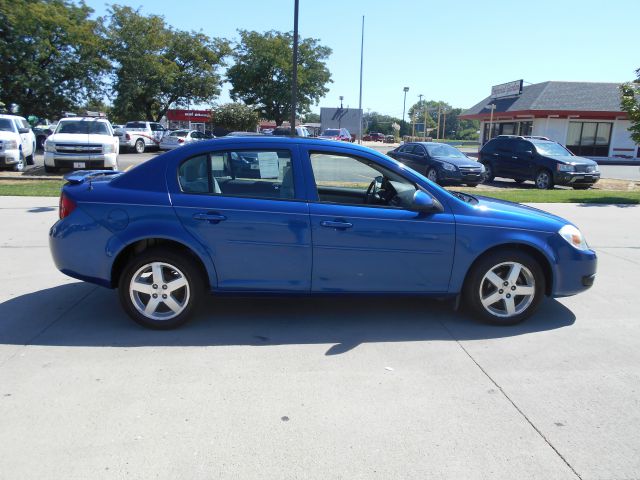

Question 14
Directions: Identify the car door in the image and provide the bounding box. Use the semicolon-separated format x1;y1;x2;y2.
393;144;413;164
170;146;312;291
408;144;429;173
509;140;536;179
302;146;455;293
493;139;513;176
15;119;32;155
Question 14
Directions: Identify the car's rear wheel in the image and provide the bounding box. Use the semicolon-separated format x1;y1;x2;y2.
118;247;204;329
482;162;494;182
535;169;553;189
426;167;439;184
463;249;545;325
466;183;478;187
134;139;145;154
44;164;58;174
26;145;35;165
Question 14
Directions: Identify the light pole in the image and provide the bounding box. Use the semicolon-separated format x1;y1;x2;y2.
402;87;409;136
418;94;423;139
290;0;299;135
338;96;344;128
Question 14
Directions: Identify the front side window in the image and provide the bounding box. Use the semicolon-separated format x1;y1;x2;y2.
178;150;295;200
310;152;418;209
534;141;572;156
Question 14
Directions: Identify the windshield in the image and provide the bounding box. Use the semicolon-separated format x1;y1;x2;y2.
425;144;466;158
323;129;340;136
56;121;110;135
0;119;15;132
534;141;572;156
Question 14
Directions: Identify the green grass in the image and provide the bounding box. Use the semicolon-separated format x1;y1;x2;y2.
453;188;640;204
0;180;65;197
0;179;638;204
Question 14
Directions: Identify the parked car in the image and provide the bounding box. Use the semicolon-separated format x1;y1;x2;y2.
318;128;352;142
383;135;395;143
159;130;206;150
388;142;485;186
0;114;37;171
43;115;119;173
272;126;311;137
50;137;597;330
34;126;54;151
120;121;167;153
479;135;600;189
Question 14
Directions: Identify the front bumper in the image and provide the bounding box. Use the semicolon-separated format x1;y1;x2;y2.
44;152;118;168
0;149;20;166
550;236;598;297
440;169;485;185
554;171;600;185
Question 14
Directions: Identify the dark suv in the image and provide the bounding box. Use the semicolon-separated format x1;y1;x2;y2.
479;136;600;189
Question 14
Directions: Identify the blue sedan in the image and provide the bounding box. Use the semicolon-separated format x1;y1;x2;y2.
49;137;596;329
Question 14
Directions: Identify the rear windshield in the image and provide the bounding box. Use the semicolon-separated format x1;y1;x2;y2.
56;121;110;135
126;122;147;129
170;130;189;137
323;129;340;136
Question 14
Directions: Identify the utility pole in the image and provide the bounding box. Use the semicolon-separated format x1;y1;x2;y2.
436;105;441;140
442;110;447;140
417;94;423;138
402;86;409;138
290;0;299;135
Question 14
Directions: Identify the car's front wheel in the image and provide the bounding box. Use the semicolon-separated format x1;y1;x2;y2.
426;167;439;184
463;249;545;325
535;169;554;189
118;247;204;329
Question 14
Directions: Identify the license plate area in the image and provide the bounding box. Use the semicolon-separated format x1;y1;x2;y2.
73;162;86;169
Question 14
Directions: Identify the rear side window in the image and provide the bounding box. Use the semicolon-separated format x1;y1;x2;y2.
515;141;533;154
481;140;498;153
401;145;415;153
178;150;295;200
496;140;514;154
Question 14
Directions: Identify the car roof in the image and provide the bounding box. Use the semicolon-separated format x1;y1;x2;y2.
60;117;110;122
0;114;25;120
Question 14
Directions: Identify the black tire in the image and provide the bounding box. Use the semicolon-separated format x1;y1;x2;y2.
118;247;204;330
466;183;478;187
134;139;145;154
426;167;439;184
482;162;494;182
44;164;58;173
572;185;591;190
535;169;554;190
463;248;545;326
12;151;25;172
26;145;35;165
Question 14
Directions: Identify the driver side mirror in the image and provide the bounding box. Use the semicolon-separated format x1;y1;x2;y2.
18;127;30;134
410;190;443;213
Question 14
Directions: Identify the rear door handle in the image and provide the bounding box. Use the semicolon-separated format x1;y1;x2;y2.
193;212;227;223
320;220;353;229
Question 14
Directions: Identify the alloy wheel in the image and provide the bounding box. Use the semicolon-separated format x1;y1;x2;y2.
536;171;551;189
129;261;190;321
478;261;535;318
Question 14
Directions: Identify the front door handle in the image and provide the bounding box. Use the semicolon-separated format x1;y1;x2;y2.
320;220;353;229
193;212;227;224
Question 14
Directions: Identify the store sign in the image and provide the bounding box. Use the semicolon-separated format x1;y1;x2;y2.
166;109;212;122
491;80;523;99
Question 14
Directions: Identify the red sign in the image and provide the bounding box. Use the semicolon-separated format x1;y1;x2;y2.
166;109;212;122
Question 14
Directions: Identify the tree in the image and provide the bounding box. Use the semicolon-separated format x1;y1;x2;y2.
302;112;320;123
103;6;229;123
0;0;109;118
227;30;332;126
364;111;402;136
212;103;259;132
620;68;640;145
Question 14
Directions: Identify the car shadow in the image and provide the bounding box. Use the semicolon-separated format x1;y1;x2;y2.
0;283;576;355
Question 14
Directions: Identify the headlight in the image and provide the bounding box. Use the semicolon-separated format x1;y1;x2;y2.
442;163;456;171
4;140;17;149
557;163;574;172
102;143;114;154
44;141;56;152
559;224;589;251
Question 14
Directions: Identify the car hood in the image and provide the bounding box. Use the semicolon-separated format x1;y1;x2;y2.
463;194;568;232
545;155;597;166
433;156;481;167
0;131;18;141
49;133;111;144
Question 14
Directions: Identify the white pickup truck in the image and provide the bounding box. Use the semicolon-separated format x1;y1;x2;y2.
0;114;36;171
119;121;167;153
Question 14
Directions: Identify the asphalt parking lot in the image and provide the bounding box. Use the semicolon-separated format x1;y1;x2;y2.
0;197;638;479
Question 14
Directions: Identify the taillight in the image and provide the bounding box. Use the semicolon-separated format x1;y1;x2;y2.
59;192;76;219
178;138;185;143
125;133;130;140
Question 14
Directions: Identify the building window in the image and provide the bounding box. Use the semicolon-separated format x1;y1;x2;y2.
483;121;533;142
566;122;612;157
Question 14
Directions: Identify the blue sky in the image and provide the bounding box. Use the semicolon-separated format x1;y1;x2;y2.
85;0;638;117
